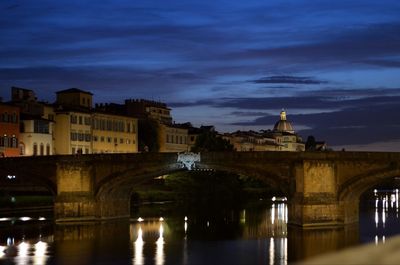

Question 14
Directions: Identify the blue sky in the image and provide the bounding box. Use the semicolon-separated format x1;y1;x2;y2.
1;0;400;150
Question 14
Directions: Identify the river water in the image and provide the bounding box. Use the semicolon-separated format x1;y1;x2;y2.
1;190;399;265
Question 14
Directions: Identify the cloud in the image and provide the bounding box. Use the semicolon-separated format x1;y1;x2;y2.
249;76;327;85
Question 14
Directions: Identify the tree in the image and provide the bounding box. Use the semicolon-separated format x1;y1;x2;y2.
138;119;160;152
191;131;233;152
305;135;316;151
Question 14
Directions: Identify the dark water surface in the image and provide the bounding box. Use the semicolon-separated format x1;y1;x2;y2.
1;192;400;265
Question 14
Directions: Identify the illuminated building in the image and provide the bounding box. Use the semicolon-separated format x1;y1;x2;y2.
11;87;55;156
54;88;138;154
92;112;138;154
159;123;189;152
0;102;20;157
269;110;305;151
223;131;278;151
224;110;305;152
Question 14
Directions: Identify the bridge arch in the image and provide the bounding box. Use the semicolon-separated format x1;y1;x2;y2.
338;167;400;223
95;167;183;219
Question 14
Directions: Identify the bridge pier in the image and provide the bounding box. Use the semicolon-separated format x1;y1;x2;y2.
55;162;97;222
290;160;350;227
54;161;131;222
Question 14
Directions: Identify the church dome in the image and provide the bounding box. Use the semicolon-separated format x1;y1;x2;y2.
273;110;294;133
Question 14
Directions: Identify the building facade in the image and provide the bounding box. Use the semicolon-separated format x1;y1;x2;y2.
159;124;189;152
92;112;138;154
0;103;20;157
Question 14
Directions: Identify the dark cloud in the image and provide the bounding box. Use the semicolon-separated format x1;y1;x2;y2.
249;76;326;85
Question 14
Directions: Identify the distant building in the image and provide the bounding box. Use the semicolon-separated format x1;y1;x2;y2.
224;110;305;152
269;110;305;151
0;102;20;157
125;99;172;125
159;123;189;152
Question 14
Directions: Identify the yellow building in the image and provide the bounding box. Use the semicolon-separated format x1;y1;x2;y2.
54;88;138;155
159;124;189;152
92;112;138;153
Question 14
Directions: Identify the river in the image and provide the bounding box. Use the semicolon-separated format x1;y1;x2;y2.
1;189;399;265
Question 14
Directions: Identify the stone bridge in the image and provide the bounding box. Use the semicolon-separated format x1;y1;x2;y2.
1;151;400;227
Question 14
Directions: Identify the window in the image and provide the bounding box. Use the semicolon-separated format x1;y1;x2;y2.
12;137;17;148
93;136;98;142
12;113;17;123
127;139;131;144
19;143;25;155
40;143;44;156
78;133;84;141
85;148;89;154
71;132;78;141
34;120;49;134
3;112;8;122
107;137;111;143
85;134;91;142
84;117;91;125
46;144;50;155
176;136;178;144
4;136;9;148
79;116;82;125
120;138;123;144
71;115;77;124
72;147;76;154
33;143;38;156
101;136;105;142
48;114;54;121
114;138;117;144
180;136;182;144
127;123;131;133
82;98;86;105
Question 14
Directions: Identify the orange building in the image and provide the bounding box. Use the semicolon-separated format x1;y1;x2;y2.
0;102;20;157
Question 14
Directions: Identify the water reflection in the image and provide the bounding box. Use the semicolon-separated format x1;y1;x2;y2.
2;198;400;265
372;189;400;245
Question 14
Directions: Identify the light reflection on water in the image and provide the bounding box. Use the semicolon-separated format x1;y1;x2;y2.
1;196;400;264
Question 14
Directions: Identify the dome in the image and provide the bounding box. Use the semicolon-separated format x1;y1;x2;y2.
273;110;294;133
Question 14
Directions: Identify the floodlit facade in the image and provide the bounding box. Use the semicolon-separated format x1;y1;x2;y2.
159;124;189;152
92;112;138;153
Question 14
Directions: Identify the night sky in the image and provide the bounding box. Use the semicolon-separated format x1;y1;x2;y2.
1;0;400;150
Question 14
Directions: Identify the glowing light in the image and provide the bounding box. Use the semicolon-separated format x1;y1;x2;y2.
383;236;386;244
137;217;144;222
18;241;29;257
159;217;164;222
7;175;16;179
375;235;378;245
375;209;379;227
271;204;275;225
206;221;209;227
184;222;188;233
269;237;274;265
20;217;31;221
0;217;10;222
35;241;47;256
155;224;165;265
38;217;46;221
0;246;5;258
134;227;144;265
7;237;14;246
272;196;276;202
184;216;188;221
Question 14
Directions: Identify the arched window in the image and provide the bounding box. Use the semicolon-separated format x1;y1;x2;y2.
40;143;44;156
33;143;38;156
46;144;50;155
19;143;25;155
